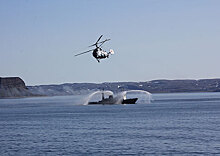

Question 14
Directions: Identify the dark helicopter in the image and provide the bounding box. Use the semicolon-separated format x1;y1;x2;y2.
74;35;114;63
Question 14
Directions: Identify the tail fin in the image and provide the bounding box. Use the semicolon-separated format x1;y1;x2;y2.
109;49;114;55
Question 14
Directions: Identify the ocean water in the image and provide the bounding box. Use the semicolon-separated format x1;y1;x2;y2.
0;92;220;155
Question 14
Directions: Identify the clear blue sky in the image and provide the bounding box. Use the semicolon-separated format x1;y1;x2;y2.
1;0;220;85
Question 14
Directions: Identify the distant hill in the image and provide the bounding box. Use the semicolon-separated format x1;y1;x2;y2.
28;79;220;96
1;77;220;98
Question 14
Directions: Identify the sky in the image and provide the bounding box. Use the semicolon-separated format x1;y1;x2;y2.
0;0;220;85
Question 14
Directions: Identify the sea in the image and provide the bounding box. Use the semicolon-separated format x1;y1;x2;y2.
0;92;220;155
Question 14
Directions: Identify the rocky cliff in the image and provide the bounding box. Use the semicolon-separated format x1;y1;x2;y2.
0;77;34;98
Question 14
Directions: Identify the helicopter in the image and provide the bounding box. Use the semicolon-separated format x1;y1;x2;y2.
74;35;114;63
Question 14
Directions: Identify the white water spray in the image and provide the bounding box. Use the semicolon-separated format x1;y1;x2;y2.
83;90;114;105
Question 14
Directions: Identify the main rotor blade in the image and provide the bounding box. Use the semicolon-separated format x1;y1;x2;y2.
74;49;93;57
88;44;97;47
96;35;103;43
88;39;111;47
88;35;103;47
98;39;110;47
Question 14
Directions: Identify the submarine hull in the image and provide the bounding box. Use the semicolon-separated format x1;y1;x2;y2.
122;98;138;104
88;98;138;105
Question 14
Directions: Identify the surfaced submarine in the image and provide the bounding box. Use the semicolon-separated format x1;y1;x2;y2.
88;92;138;105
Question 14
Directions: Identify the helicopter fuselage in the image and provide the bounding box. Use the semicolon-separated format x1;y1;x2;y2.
93;48;109;62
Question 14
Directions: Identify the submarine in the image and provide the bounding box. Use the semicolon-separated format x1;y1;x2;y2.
88;92;138;105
